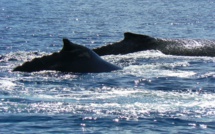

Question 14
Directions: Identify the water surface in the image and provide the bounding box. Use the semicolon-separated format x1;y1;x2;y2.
0;0;215;133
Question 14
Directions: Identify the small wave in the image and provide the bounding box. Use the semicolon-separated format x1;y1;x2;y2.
103;50;166;60
1;51;44;62
0;79;16;90
0;51;49;72
0;87;214;120
123;64;195;78
198;72;215;79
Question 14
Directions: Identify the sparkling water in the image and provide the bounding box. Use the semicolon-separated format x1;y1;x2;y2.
0;0;215;133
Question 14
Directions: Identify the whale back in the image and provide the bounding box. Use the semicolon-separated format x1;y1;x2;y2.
93;32;215;57
93;32;159;56
13;39;121;73
58;39;121;72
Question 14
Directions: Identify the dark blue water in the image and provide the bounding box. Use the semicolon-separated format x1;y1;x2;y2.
1;0;215;133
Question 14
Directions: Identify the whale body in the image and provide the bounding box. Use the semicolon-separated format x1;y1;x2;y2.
13;39;121;73
93;32;215;57
13;32;215;73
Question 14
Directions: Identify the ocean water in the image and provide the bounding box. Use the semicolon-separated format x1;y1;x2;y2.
1;0;215;133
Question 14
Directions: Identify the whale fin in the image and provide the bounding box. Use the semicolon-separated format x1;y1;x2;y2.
124;32;153;41
61;38;91;59
124;32;138;40
61;38;88;52
61;38;75;51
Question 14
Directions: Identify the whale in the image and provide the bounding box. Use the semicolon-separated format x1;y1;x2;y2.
93;32;215;57
13;32;215;73
13;39;121;73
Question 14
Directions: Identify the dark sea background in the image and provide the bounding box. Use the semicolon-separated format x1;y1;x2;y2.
0;0;215;133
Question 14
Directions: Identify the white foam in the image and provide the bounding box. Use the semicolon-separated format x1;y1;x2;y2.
0;79;16;89
123;64;195;78
103;50;166;61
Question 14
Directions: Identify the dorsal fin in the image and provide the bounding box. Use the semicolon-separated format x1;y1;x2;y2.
124;32;152;40
124;32;139;40
62;38;76;51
